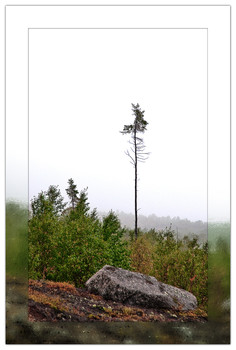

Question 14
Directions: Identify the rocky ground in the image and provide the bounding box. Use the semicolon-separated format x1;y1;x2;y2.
6;277;231;344
28;279;207;323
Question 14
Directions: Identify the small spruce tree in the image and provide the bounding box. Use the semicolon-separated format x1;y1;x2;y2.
47;185;67;215
66;178;79;209
31;185;66;217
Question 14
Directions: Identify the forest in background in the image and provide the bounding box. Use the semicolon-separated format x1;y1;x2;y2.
98;211;207;243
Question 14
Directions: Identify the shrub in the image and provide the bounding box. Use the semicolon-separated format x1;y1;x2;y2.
28;191;131;287
130;235;155;275
129;227;208;309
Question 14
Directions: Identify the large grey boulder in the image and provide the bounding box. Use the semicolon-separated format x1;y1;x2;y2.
86;265;197;311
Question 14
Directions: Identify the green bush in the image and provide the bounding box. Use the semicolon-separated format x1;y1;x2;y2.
208;224;230;320
28;189;131;287
28;182;209;309
8;183;228;317
6;201;28;278
129;227;208;309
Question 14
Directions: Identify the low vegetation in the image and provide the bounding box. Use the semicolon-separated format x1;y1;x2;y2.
130;228;208;308
28;279;207;322
28;180;208;311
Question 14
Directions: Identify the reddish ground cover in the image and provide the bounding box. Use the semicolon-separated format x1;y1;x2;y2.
28;280;207;323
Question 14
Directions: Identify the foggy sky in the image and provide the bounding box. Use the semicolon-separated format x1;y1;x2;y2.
5;6;231;226
28;29;207;222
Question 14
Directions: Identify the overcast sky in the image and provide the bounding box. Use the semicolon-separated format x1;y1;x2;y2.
29;28;207;222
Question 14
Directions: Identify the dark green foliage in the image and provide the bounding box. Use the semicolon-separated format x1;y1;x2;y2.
121;103;148;135
31;185;66;217
76;187;90;216
28;180;209;308
48;214;110;287
67;187;90;221
28;207;59;280
31;192;53;217
153;228;208;307
102;210;122;241
47;185;67;215
102;211;131;269
130;227;208;309
28;182;131;287
6;201;28;277
208;223;230;320
66;178;79;209
7;194;229;320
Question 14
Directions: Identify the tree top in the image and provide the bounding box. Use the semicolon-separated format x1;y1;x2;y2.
121;103;148;135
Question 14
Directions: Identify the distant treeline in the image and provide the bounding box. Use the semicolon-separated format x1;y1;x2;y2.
98;211;207;243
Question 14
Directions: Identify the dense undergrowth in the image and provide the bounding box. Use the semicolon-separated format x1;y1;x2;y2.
25;184;208;310
6;185;230;314
129;230;208;308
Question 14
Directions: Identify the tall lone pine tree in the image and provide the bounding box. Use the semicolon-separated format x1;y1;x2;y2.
121;103;150;240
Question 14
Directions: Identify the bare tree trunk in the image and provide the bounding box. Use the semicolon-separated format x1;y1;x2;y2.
121;104;149;240
134;129;138;240
135;163;138;240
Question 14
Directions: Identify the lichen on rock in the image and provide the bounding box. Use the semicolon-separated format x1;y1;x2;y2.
85;265;197;311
